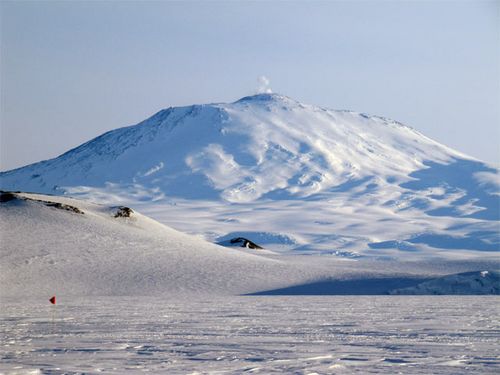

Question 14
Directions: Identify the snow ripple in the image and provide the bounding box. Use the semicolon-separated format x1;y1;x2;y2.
1;296;499;374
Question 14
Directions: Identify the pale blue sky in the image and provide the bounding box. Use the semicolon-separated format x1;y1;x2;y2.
1;0;499;170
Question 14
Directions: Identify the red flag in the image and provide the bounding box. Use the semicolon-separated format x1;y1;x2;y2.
49;296;56;305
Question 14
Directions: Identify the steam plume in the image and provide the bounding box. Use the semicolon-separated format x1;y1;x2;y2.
256;76;272;94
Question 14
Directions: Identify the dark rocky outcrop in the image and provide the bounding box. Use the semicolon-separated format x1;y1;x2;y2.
0;191;84;214
229;237;264;250
113;206;134;218
0;191;18;202
45;202;84;214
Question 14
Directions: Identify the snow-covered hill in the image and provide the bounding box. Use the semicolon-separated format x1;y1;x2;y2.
1;192;498;297
1;93;498;257
0;192;313;297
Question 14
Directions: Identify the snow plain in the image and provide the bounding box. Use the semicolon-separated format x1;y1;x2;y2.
1;296;499;374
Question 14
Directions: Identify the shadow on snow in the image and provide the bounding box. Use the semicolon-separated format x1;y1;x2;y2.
400;158;499;221
247;277;430;295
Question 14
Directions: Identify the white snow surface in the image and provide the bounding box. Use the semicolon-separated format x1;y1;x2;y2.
1;192;498;298
1;296;499;374
0;93;498;257
0;94;467;199
0;192;318;297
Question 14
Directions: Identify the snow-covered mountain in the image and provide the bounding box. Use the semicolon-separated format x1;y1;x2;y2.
1;93;498;257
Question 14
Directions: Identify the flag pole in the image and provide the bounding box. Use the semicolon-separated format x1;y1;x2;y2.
49;295;56;334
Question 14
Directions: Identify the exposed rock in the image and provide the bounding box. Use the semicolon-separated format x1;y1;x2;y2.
0;192;18;203
229;237;264;250
114;206;134;218
45;202;84;214
0;191;84;214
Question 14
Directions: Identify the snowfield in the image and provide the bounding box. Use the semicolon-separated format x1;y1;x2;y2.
0;192;498;298
1;296;499;374
0;192;313;297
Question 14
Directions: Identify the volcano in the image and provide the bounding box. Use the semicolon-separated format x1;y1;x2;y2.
1;93;498;257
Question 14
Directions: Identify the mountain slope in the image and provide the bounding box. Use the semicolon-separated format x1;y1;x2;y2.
2;192;498;297
0;93;471;200
0;192;319;297
1;94;498;256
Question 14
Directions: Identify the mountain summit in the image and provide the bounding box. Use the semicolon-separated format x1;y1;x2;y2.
0;93;475;201
1;94;498;256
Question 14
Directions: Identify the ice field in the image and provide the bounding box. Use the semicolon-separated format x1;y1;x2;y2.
1;296;499;374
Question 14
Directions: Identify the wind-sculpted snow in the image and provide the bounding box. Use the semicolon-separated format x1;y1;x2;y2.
401;159;500;221
0;93;498;256
0;93;468;198
1;296;499;374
